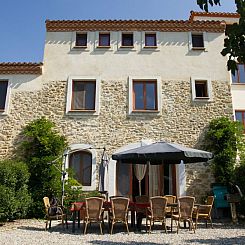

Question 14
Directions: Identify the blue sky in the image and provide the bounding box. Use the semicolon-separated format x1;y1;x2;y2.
0;0;236;62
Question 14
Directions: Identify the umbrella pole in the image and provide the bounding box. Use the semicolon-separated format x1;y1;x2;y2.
139;180;141;196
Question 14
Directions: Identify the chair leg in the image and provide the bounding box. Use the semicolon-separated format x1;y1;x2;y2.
110;221;114;235
210;217;213;228
49;220;52;229
163;219;167;233
177;220;180;234
148;219;152;234
99;222;103;235
84;222;88;234
125;221;129;235
191;220;195;233
45;220;48;231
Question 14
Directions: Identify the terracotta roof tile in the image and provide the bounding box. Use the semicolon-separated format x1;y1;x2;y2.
46;19;225;33
189;11;240;21
0;62;43;75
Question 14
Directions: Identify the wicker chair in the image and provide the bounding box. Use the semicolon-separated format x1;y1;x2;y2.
146;196;168;233
135;195;149;231
109;197;130;234
43;197;67;231
171;196;195;234
164;195;177;218
194;196;214;229
84;197;104;234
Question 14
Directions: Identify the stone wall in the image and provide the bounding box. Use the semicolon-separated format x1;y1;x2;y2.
0;78;233;199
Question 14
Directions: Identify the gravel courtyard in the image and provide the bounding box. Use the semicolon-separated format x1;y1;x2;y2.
0;219;244;245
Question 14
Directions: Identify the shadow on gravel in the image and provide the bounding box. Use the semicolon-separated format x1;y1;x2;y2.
89;241;169;245
186;236;245;245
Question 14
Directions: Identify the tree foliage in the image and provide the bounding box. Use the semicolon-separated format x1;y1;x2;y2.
197;0;245;75
0;160;32;222
204;117;245;184
19;117;67;217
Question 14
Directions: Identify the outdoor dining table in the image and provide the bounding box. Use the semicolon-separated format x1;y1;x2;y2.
70;200;142;233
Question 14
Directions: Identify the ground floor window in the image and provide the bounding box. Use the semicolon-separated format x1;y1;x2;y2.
69;150;92;186
235;110;245;129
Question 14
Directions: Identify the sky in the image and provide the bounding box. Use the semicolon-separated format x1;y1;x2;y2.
0;0;236;63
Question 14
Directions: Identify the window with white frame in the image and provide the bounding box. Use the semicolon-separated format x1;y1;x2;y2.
144;33;157;47
0;80;10;114
75;32;87;47
98;32;110;47
128;76;161;114
189;32;207;50
66;76;100;115
191;77;212;101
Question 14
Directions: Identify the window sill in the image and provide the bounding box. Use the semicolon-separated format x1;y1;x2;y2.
143;46;158;49
73;45;87;49
97;46;111;48
120;46;134;48
192;47;205;50
128;110;161;117
66;110;99;116
193;97;212;102
231;82;245;85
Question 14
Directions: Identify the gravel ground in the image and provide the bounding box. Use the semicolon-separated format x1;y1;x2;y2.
0;219;244;245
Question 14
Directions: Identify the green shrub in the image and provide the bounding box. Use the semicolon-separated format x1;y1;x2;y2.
204;117;244;185
18;117;67;218
0;160;31;222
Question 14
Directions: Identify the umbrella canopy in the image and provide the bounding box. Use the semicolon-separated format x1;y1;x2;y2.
112;141;213;164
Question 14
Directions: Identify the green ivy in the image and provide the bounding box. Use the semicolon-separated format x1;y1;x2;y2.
204;117;245;184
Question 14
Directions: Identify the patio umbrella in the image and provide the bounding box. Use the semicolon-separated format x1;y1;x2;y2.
112;141;213;164
99;149;109;192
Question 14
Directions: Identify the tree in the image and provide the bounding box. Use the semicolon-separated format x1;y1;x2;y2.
197;0;245;75
204;117;245;184
19;117;67;217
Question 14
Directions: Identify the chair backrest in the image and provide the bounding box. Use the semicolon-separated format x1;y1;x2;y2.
164;195;176;204
111;197;129;220
85;197;104;220
206;196;214;206
43;197;50;214
178;196;195;219
150;196;168;219
135;195;149;203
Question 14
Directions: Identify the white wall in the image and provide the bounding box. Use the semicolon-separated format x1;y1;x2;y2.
42;31;229;82
231;85;245;110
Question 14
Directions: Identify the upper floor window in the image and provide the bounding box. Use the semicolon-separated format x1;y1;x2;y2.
72;80;96;110
99;33;110;47
66;76;100;115
0;80;8;112
128;76;161;114
145;33;157;47
232;64;245;83
235;111;245;130
191;33;204;49
69;151;92;186
191;77;212;101
75;33;87;47
133;80;158;111
122;33;133;47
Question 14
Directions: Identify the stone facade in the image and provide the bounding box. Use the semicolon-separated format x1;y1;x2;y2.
0;77;233;199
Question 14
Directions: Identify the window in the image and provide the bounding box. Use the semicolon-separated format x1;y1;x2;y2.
133;80;157;111
232;64;245;83
191;77;212;101
191;33;204;49
145;33;157;47
75;33;87;47
235;111;245;129
66;76;100;115
71;80;96;110
99;33;110;47
0;80;8;112
195;80;208;98
122;33;133;47
69;151;92;186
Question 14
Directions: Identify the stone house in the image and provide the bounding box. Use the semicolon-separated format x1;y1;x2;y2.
0;13;234;201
